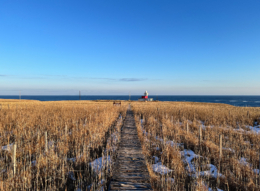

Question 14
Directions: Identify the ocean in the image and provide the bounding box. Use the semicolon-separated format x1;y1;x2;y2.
0;95;260;107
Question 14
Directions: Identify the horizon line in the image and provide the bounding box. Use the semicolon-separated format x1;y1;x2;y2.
1;95;260;96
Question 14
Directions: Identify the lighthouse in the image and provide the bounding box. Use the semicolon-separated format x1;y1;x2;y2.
138;91;153;101
142;91;148;99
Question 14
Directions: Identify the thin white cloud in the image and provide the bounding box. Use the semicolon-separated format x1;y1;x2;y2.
119;78;147;82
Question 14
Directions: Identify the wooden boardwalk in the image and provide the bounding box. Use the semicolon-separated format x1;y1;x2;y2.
109;107;152;190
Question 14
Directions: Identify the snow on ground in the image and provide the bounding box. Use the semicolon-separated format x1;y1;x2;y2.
254;169;259;175
165;140;184;148
142;119;224;179
153;162;173;175
239;157;250;166
208;186;224;191
199;164;224;179
89;156;112;174
1;143;13;152
106;132;120;153
155;147;160;151
141;117;260;189
153;156;159;163
238;157;259;175
68;171;76;181
31;160;37;166
246;125;260;134
181;150;200;174
68;155;83;163
223;147;235;153
152;155;174;175
181;149;224;178
0;169;6;174
167;177;175;184
196;120;260;135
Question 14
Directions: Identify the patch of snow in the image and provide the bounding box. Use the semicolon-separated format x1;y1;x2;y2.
175;121;183;126
32;160;37;166
203;182;223;191
246;125;260;134
68;157;76;163
155;136;164;142
167;177;175;184
106;131;120;153
165;140;184;148
1;143;14;152
181;150;200;174
155;147;160;151
254;169;259;175
0;169;6;174
223;147;235;153
187;120;193;124
233;128;245;132
68;171;76;181
89;156;112;174
87;184;92;190
153;156;159;163
180;149;225;178
239;157;253;168
239;157;249;166
208;187;223;191
68;154;83;163
198;121;207;130
143;130;148;136
153;162;173;175
200;164;224;178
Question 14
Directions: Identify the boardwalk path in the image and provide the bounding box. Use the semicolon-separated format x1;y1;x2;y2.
109;107;152;190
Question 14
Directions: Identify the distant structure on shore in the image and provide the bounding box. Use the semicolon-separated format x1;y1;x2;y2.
138;91;153;101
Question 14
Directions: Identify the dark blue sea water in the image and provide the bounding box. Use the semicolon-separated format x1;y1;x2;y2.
1;95;260;107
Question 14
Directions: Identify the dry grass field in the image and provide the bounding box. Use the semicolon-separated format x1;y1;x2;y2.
0;99;128;190
131;101;260;191
1;99;260;190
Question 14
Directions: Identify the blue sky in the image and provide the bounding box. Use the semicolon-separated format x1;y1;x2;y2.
0;0;260;95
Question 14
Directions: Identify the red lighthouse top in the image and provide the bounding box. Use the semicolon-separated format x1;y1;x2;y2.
141;91;148;99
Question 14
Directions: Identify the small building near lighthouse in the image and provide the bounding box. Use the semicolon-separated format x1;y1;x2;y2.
138;91;153;101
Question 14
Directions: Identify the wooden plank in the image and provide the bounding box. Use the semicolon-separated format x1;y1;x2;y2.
109;107;152;190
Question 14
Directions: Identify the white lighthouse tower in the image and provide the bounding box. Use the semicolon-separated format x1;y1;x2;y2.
138;90;153;101
144;91;148;97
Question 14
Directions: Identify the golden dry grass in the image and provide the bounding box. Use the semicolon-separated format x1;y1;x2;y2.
132;101;260;190
2;99;260;190
0;99;128;190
